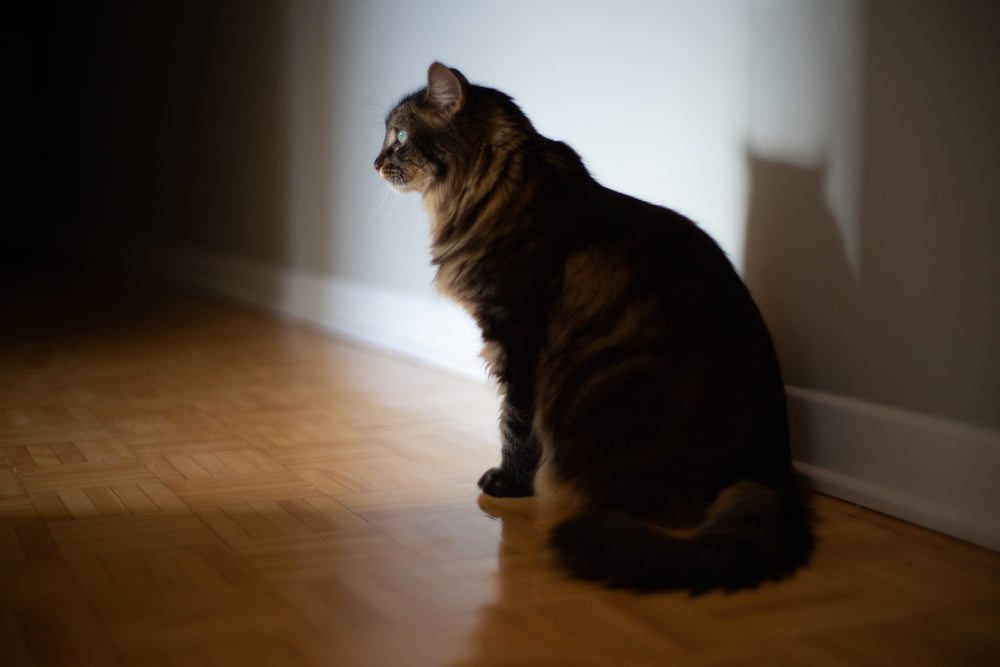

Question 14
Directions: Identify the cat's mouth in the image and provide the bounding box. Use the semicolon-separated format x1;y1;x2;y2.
380;166;427;194
377;165;403;188
381;169;411;193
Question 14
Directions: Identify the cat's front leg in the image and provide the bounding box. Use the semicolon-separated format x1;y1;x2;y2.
478;392;540;497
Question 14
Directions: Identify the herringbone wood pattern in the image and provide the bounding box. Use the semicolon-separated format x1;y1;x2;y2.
2;268;998;666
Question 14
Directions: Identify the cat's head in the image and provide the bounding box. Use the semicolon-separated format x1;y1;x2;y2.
374;63;531;195
373;63;470;194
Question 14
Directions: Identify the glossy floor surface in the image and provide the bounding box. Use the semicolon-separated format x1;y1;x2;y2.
2;267;999;666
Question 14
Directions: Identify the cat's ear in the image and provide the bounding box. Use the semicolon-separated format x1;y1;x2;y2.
426;62;466;117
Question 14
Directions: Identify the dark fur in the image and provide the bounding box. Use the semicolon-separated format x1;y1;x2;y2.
375;63;813;593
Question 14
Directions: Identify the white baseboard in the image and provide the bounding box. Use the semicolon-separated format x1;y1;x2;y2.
787;387;1000;550
120;240;1000;551
119;240;486;379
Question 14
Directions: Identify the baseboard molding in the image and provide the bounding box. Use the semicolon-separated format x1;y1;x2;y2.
787;387;1000;550
119;240;486;379
119;240;1000;551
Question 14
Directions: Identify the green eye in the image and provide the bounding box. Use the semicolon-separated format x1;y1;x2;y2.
397;130;408;144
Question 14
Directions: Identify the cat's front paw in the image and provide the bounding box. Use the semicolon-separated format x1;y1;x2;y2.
477;467;533;498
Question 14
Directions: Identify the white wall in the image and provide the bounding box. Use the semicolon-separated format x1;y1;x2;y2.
745;0;1000;548
747;0;864;274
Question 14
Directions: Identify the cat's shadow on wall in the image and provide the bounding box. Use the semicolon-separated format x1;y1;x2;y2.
741;152;868;425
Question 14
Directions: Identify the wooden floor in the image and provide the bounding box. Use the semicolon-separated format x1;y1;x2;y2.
2;266;999;666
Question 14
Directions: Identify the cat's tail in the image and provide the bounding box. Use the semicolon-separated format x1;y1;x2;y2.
548;479;814;594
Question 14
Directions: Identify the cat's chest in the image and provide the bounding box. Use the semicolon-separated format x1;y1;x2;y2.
432;243;552;339
431;250;504;311
429;227;515;308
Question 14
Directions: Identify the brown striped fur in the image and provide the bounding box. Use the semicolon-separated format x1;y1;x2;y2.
374;63;813;593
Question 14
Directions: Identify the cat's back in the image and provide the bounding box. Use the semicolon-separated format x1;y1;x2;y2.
564;180;741;294
544;179;777;385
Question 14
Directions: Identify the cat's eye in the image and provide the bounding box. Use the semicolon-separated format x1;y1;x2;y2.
397;130;408;144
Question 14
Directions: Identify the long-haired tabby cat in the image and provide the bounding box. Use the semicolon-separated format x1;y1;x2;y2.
374;63;813;593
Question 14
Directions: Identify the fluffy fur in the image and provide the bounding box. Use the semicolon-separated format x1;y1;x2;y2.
374;63;813;593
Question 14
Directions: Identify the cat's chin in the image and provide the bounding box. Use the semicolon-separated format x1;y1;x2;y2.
388;181;420;194
380;173;424;195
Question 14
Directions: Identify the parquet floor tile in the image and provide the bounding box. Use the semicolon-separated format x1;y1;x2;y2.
1;269;998;666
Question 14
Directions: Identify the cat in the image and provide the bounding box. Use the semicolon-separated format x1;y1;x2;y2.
374;63;813;593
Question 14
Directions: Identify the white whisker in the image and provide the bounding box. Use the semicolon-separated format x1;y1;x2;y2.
366;184;397;229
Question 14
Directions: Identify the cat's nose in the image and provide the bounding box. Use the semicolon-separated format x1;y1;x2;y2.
374;155;384;172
